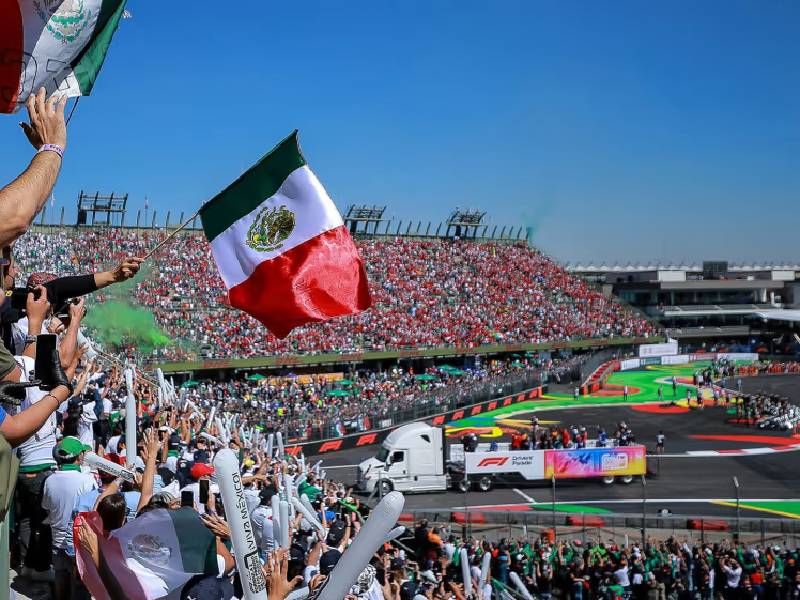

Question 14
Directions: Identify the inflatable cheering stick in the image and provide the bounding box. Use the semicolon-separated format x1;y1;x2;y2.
314;491;404;600
84;453;136;483
213;449;267;600
509;571;534;600
276;431;285;458
265;433;274;458
460;548;473;598
124;369;137;468
271;494;282;548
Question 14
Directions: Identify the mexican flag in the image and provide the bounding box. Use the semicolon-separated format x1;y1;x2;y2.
199;131;372;338
0;0;127;113
75;508;218;600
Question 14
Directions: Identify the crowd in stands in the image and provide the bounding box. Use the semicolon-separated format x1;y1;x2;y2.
12;230;657;361
510;419;636;450
182;359;543;443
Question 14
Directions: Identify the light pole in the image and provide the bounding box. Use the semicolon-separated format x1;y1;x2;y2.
641;475;647;545
551;474;557;543
733;476;741;542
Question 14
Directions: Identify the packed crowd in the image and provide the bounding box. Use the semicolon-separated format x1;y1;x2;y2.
12;229;657;361
181;360;543;443
509;419;636;450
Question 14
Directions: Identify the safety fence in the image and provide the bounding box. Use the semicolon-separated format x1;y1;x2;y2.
400;509;800;547
289;375;546;455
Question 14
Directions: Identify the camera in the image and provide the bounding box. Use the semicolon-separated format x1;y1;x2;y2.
8;286;87;321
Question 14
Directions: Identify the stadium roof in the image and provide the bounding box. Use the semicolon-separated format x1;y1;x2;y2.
753;309;800;323
566;262;800;272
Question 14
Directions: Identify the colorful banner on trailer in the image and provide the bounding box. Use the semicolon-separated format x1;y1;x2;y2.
544;446;646;480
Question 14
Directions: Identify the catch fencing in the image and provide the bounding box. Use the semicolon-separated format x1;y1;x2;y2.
402;508;800;547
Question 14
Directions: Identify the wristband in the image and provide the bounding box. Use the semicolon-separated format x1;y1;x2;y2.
37;144;64;159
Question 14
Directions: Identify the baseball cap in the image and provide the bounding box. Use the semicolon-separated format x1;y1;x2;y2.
190;463;215;480
55;436;91;460
326;519;347;546
26;272;57;288
319;549;341;575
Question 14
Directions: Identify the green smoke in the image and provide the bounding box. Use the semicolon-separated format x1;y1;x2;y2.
81;263;173;352
83;300;171;352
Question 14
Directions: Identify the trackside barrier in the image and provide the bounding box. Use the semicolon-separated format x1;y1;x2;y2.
580;352;763;396
402;509;800;547
289;384;546;456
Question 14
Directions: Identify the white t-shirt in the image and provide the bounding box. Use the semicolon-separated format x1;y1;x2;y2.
43;469;98;550
78;401;97;448
614;567;630;587
14;356;57;468
251;505;274;553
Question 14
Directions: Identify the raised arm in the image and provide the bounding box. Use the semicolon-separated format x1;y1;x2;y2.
0;89;67;246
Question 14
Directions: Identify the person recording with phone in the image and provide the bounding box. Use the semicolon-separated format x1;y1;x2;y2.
0;286;75;447
0;245;143;357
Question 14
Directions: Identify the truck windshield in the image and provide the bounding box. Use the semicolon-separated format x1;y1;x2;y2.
376;447;389;462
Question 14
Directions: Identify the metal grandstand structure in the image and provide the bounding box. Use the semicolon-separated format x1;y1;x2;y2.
76;191;127;227
344;205;387;235
43;199;531;243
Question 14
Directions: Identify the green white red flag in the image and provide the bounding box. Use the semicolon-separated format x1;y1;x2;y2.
0;0;127;113
199;131;372;338
75;508;219;600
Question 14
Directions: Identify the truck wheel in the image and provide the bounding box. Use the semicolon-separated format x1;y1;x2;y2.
477;477;493;492
602;476;615;485
620;475;634;484
378;480;393;496
457;479;471;493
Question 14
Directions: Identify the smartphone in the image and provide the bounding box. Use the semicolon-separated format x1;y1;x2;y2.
34;334;58;390
181;490;194;508
199;479;209;504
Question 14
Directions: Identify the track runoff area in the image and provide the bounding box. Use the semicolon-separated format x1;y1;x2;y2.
310;362;800;520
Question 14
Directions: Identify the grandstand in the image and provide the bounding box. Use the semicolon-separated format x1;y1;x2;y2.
13;210;658;372
570;261;800;354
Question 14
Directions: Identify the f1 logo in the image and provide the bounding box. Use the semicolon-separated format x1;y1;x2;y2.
477;457;509;467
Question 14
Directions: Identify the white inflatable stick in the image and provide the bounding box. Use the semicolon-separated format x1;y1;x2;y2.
291;497;325;535
213;449;267;600
460;548;473;598
271;494;282;547
84;453;135;483
199;432;224;447
509;571;534;600
279;500;290;549
276;431;284;457
265;433;274;458
480;551;491;584
384;526;405;543
316;491;405;600
124;369;136;468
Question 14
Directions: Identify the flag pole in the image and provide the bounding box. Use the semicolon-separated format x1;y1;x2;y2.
141;210;199;260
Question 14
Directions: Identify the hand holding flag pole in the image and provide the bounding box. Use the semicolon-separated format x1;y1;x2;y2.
141;211;199;261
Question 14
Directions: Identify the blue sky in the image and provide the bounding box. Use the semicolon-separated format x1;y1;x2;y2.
1;1;798;263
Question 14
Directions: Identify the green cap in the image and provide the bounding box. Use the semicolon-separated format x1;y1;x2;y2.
56;436;91;460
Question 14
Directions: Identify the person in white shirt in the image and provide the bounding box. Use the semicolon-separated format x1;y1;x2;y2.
722;558;742;589
42;436;97;600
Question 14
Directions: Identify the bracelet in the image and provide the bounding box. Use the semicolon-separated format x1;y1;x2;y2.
37;144;64;159
44;393;60;403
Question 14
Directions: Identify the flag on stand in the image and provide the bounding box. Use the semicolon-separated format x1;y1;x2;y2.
0;0;127;113
199;131;372;338
75;508;218;600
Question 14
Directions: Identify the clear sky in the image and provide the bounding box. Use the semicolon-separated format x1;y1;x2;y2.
1;1;798;263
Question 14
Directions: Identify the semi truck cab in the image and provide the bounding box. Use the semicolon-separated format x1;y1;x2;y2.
356;422;448;495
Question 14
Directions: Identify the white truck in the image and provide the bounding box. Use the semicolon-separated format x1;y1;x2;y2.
356;422;646;495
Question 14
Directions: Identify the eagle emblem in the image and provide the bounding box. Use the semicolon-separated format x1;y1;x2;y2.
35;0;93;44
246;205;296;252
